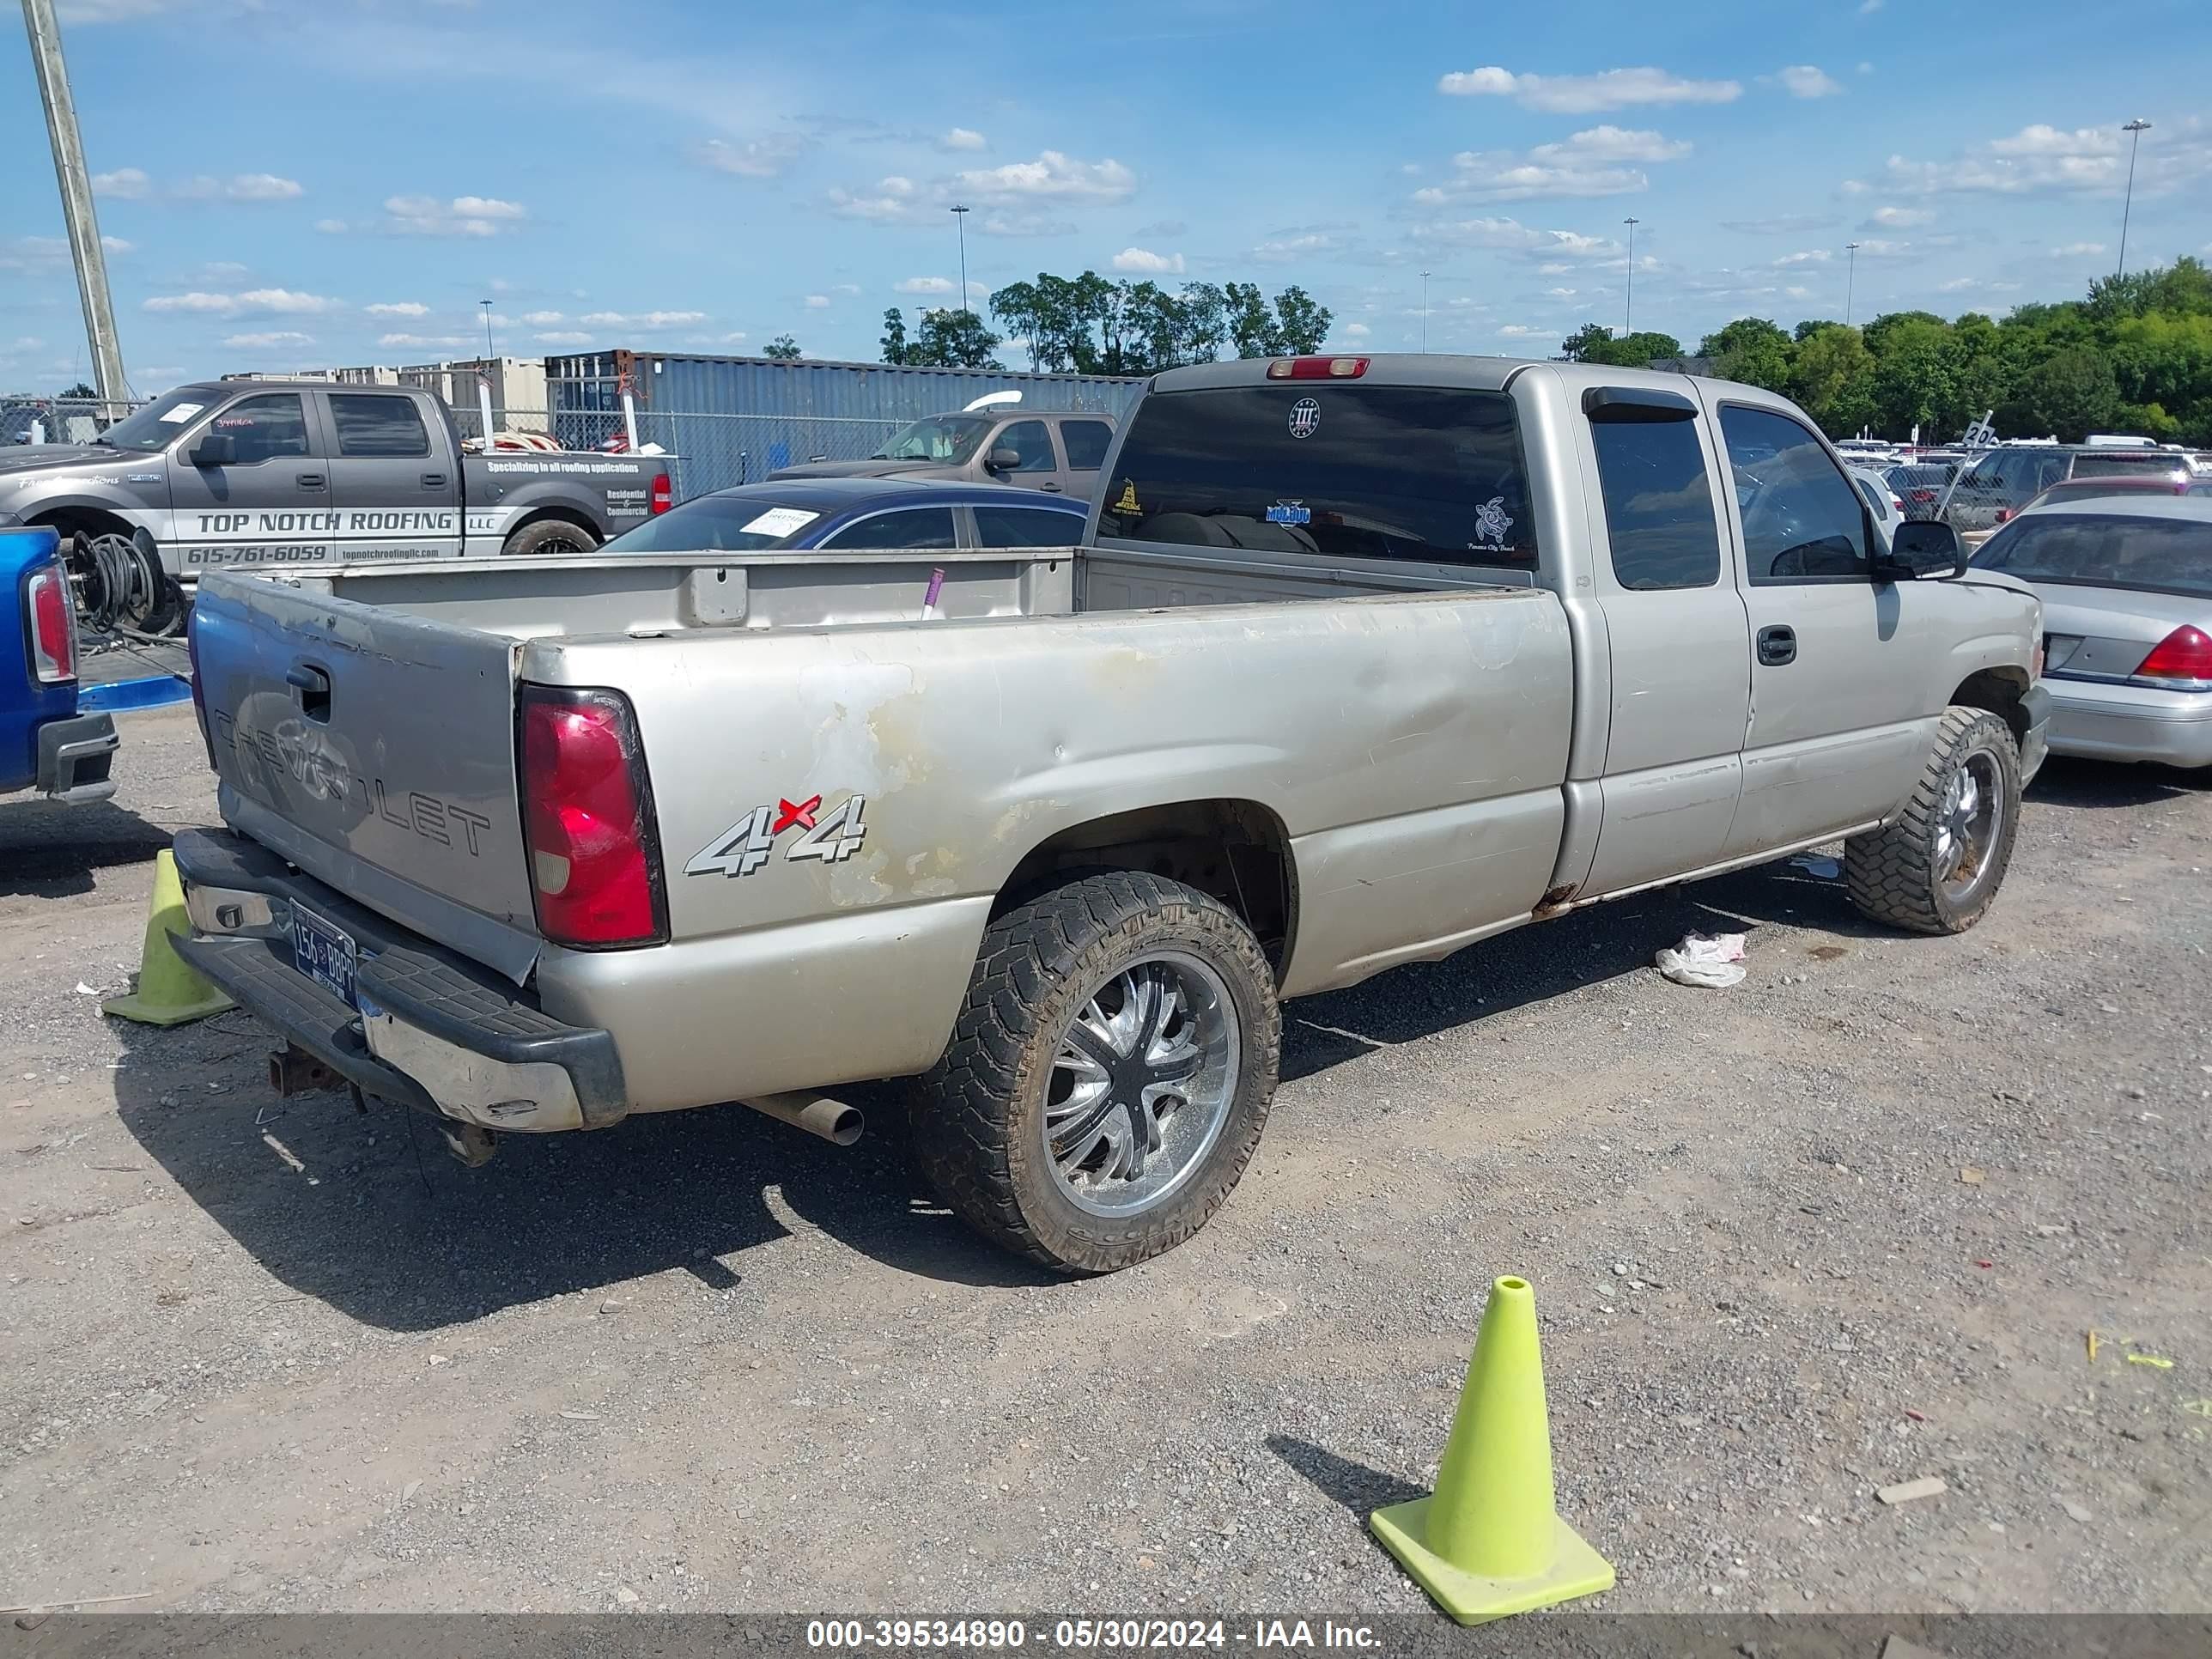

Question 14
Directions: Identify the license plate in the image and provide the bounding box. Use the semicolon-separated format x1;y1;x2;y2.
291;903;358;1009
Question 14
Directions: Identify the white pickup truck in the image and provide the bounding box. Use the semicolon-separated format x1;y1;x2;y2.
172;354;2049;1273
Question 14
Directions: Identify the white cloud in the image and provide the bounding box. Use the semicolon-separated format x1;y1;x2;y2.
1866;205;1933;228
522;309;566;325
1856;60;1875;74
1342;322;1371;337
377;332;473;349
1413;216;1626;263
828;176;920;222
895;276;957;295
227;173;305;202
534;331;592;345
803;295;832;309
2051;241;2106;257
692;134;807;179
1252;230;1348;264
1776;65;1842;99
365;301;429;319
1437;65;1741;114
951;149;1135;205
1937;276;1979;292
384;194;528;236
1417;125;1689;204
831;283;862;295
1858;0;1882;12
939;127;987;151
716;331;750;345
100;234;132;254
1774;248;1833;266
222;330;313;350
1111;246;1184;274
314;217;348;234
978;211;1076;237
576;309;708;328
143;287;337;317
1496;324;1547;338
91;167;149;200
1863;119;2212;198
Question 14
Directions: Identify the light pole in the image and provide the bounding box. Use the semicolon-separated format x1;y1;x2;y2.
21;0;128;402
1420;270;1431;353
1844;242;1861;326
2118;118;2152;278
1621;217;1639;337
480;299;495;358
949;204;971;314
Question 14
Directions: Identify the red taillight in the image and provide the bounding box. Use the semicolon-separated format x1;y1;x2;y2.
519;687;665;948
24;562;76;684
1994;507;2014;523
2131;624;2212;690
1911;489;1936;503
649;473;673;514
1265;356;1370;380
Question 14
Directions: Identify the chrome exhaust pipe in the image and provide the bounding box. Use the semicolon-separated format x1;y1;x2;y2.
739;1091;863;1147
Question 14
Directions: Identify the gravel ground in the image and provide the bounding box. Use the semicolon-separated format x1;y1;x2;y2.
2;705;2207;1619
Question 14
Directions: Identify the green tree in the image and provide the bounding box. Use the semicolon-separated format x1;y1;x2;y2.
1790;325;1876;434
763;334;801;362
1577;330;1682;368
1224;282;1284;357
1699;317;1794;390
60;380;98;399
1868;316;1958;438
1560;322;1615;362
909;307;1003;368
1175;282;1229;365
880;308;913;366
1273;285;1332;354
2002;347;2123;442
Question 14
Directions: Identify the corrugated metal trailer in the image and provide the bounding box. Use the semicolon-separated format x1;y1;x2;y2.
546;351;1146;495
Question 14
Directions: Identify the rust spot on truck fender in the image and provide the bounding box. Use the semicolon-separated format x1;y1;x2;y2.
1532;883;1579;919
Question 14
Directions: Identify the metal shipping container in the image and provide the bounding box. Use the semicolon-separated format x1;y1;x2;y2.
545;350;1146;495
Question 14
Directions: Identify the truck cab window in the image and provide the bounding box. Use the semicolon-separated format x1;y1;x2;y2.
209;395;310;465
1588;406;1721;590
973;506;1082;548
1097;385;1538;568
331;394;431;458
1060;421;1114;471
1720;406;1869;583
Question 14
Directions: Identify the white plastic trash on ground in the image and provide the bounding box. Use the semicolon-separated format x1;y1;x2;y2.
1656;932;1748;989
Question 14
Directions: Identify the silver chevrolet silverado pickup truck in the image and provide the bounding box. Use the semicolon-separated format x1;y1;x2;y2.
172;354;2050;1273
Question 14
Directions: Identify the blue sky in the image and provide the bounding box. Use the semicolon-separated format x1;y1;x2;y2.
3;0;2208;392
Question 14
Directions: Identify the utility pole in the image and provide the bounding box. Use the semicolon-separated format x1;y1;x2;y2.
21;0;128;402
1419;270;1431;353
949;204;970;314
480;299;495;358
2118;118;2152;278
1844;242;1861;326
1621;217;1639;337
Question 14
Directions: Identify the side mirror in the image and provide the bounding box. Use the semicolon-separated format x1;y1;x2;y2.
986;446;1021;473
1878;519;1966;581
190;431;234;468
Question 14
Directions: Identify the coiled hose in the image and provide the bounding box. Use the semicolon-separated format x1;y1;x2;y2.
67;532;183;641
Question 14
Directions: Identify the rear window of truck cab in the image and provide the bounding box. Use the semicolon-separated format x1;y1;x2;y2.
1097;385;1539;567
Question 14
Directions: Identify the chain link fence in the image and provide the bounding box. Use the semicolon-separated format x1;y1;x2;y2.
2;393;144;445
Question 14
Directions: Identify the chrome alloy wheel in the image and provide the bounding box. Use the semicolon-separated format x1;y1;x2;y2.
1935;744;2006;902
1041;951;1240;1218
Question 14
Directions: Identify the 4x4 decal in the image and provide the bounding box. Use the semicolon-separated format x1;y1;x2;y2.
685;793;868;878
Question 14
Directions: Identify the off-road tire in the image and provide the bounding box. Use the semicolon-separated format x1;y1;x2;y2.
915;872;1281;1273
1846;706;2021;935
501;519;599;557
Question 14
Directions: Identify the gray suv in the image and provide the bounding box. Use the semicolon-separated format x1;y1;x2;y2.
1948;445;2203;543
769;408;1117;500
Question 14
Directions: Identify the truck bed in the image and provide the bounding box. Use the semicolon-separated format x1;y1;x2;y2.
193;546;1574;1104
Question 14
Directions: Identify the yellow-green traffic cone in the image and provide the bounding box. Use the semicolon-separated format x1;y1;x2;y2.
1370;1275;1614;1626
100;849;234;1027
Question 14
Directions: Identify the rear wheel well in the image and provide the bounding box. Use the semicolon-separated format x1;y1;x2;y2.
502;505;601;550
26;506;136;545
995;799;1297;980
1949;667;2032;748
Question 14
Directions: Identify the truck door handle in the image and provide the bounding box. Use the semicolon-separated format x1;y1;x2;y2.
1039;481;1064;493
422;472;447;489
286;662;332;721
296;471;326;490
1757;625;1798;666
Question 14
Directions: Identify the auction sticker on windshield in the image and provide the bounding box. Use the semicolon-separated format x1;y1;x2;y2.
743;507;819;538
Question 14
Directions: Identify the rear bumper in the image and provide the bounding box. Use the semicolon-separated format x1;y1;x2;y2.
2017;684;2051;785
169;828;627;1133
2044;678;2212;769
35;709;118;803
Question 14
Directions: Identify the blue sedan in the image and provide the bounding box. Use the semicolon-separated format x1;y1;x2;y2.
599;477;1089;556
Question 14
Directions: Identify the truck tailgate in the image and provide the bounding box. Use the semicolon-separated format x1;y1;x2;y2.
192;570;540;980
